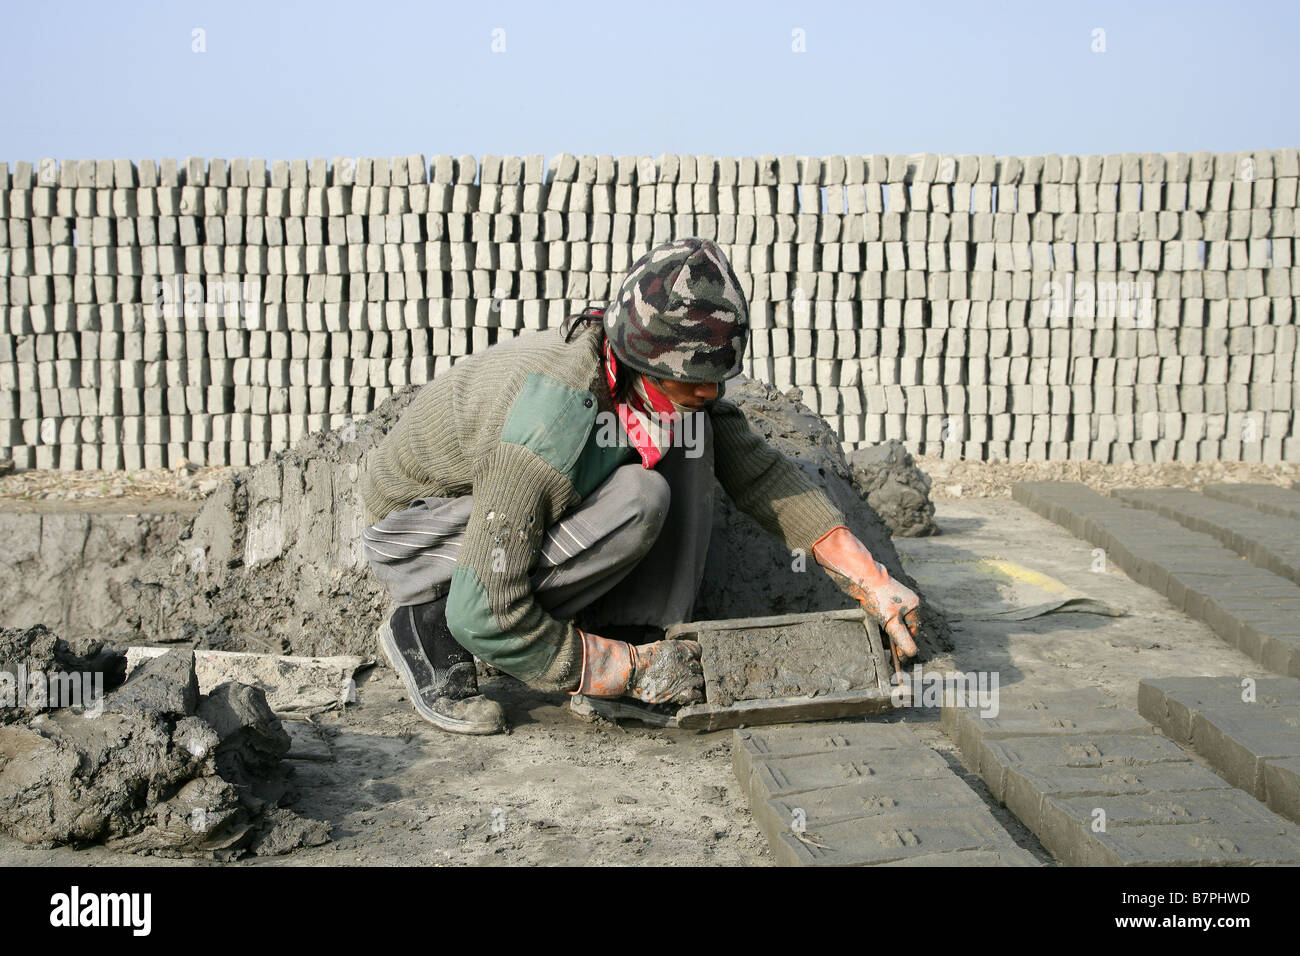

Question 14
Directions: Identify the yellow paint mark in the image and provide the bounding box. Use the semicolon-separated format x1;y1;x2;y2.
973;559;1073;595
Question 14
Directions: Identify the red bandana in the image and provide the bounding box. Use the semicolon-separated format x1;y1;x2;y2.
603;338;678;469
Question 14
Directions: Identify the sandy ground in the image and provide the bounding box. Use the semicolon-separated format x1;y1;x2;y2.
0;494;1277;867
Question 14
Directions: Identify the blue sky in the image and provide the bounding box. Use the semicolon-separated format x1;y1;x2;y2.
2;0;1295;163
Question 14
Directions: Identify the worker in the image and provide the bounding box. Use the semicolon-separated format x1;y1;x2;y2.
359;237;922;735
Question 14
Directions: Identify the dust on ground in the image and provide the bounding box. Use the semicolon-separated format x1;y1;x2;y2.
1;492;1277;867
0;672;766;866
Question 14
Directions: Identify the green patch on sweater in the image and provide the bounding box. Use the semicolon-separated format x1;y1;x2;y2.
500;373;597;477
571;424;638;498
445;564;553;681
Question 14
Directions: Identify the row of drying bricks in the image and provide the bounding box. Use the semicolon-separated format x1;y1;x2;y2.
733;680;1300;866
734;480;1300;865
1012;481;1300;680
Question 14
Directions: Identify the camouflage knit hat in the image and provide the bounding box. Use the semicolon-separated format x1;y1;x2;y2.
604;237;749;382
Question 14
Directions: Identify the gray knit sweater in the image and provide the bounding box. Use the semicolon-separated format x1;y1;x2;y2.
360;324;847;691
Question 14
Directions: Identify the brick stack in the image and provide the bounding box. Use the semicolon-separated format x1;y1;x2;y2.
0;150;1297;471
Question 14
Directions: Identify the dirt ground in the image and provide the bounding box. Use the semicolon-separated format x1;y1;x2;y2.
0;486;1272;867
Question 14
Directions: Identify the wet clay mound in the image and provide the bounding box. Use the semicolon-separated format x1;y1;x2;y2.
0;641;328;859
0;624;127;724
701;617;883;707
696;379;951;659
0;509;195;644
129;377;948;660
848;440;939;538
127;387;422;658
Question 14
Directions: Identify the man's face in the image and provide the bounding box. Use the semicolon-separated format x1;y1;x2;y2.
646;376;719;410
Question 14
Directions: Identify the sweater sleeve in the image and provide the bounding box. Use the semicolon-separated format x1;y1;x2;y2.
708;397;849;555
443;441;585;692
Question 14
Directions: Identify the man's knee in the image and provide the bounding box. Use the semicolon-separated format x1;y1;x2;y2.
609;465;670;548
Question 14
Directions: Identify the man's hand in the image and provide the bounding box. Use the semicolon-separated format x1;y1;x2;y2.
811;526;921;659
572;631;704;705
629;639;704;704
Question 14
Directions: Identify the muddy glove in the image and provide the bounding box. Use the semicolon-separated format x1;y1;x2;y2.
571;631;704;705
811;525;921;659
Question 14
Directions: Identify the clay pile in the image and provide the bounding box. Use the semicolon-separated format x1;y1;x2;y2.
0;624;127;724
0;626;328;859
126;388;420;659
695;380;950;659
0;507;192;646
847;439;939;538
128;374;951;662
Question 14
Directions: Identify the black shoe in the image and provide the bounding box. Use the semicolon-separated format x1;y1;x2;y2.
411;595;480;697
378;597;507;735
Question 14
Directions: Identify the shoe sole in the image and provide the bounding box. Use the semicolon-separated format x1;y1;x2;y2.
569;694;680;728
379;620;505;735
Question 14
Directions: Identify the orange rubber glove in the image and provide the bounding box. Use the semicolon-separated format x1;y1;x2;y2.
571;630;704;705
811;525;921;659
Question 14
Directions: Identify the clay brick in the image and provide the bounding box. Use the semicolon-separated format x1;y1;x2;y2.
943;669;1300;864
945;687;1151;760
877;847;1040;866
1137;675;1300;744
759;774;990;831
979;733;1194;803
1076;822;1300;866
1262;756;1300;823
734;720;1034;866
747;745;952;798
1013;482;1300;675
1039;789;1286;866
1190;709;1300;799
1113;487;1300;585
771;808;1024;866
1203;482;1300;522
732;722;920;784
